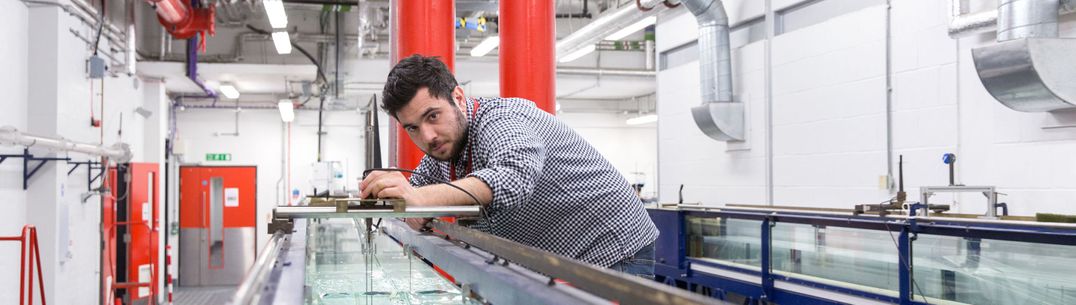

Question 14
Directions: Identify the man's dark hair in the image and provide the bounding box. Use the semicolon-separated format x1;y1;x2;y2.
382;54;459;117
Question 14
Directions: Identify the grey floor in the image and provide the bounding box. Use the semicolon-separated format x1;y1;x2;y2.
174;286;237;305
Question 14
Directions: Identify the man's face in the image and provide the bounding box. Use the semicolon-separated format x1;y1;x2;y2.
395;87;468;161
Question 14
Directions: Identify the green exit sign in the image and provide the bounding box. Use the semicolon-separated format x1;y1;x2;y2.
206;153;232;161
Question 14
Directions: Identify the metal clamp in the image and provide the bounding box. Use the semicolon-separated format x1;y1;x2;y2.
920;185;999;219
267;217;294;234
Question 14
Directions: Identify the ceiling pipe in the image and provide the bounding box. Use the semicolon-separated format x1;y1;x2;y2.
684;0;743;141
948;0;1075;38
971;0;1076;112
556;67;656;77
146;0;216;40
187;35;218;97
555;0;666;61
0;126;132;163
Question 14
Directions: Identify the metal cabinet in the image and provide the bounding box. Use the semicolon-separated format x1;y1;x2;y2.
178;166;257;286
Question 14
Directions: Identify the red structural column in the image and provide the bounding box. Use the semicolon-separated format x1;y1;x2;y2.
500;0;556;114
390;0;456;170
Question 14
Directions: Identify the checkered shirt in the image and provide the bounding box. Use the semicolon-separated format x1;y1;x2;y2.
409;97;659;267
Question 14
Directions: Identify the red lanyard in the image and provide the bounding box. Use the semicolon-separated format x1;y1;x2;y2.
449;99;480;181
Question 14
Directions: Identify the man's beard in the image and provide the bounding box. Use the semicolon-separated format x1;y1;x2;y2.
428;107;469;162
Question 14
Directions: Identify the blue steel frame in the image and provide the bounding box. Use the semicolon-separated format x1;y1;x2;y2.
0;148;72;190
649;207;1076;305
67;160;104;191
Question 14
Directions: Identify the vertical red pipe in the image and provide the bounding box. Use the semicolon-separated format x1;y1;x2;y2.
500;0;556;114
19;227;26;305
390;0;456;170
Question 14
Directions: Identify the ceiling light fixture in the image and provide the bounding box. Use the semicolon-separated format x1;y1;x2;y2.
626;114;658;125
605;16;656;41
219;84;240;99
272;31;292;54
278;100;295;122
264;0;288;29
470;36;500;57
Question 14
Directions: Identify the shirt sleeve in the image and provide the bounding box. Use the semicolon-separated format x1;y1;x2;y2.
408;156;440;187
467;110;547;216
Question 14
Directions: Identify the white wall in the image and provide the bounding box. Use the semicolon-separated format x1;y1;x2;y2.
0;0;30;302
560;113;659;198
0;3;167;304
657;0;1076;216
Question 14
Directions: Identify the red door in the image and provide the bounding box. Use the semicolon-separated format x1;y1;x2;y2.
102;163;160;304
178;166;257;286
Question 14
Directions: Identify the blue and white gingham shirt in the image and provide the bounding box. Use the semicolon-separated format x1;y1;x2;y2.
410;97;659;267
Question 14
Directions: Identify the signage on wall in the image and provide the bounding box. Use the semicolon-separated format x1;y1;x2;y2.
206;153;232;161
225;188;240;207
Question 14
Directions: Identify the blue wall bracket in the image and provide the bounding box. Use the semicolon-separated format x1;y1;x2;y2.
0;148;72;190
68;160;104;191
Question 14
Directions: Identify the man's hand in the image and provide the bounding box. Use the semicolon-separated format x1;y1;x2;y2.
404;218;432;231
359;171;427;205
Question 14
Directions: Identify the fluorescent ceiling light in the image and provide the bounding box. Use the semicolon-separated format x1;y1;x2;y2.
469;36;500;57
219;84;240;99
272;31;292;54
558;45;595;63
278;100;295;122
605;16;656;41
626;114;658;125
264;0;288;29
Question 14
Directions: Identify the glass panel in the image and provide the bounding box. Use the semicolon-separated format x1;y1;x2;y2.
770;222;900;294
305;219;480;305
146;172;154;226
776;0;886;35
729;17;766;48
686;216;762;267
209;177;224;268
660;41;698;71
913;235;1076;305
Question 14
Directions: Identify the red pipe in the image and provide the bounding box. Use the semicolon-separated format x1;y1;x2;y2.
31;229;46;305
149;0;189;25
500;0;557;114
18;227;25;305
146;0;215;40
390;0;456;171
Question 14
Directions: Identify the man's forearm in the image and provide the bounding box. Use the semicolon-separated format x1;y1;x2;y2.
415;177;493;207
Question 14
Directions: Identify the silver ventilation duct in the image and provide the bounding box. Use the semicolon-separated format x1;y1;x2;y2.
971;0;1076;112
684;0;743;141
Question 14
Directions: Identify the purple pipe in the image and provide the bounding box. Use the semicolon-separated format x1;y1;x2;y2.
186;22;217;98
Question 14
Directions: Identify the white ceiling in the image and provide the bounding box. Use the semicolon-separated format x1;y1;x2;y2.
135;0;657;113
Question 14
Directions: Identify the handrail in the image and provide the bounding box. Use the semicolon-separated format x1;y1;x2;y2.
0;225;47;305
229;231;286;305
676;204;1076;230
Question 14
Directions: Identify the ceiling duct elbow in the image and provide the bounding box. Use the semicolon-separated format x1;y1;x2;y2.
683;0;743;141
973;38;1076;112
972;0;1076;112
